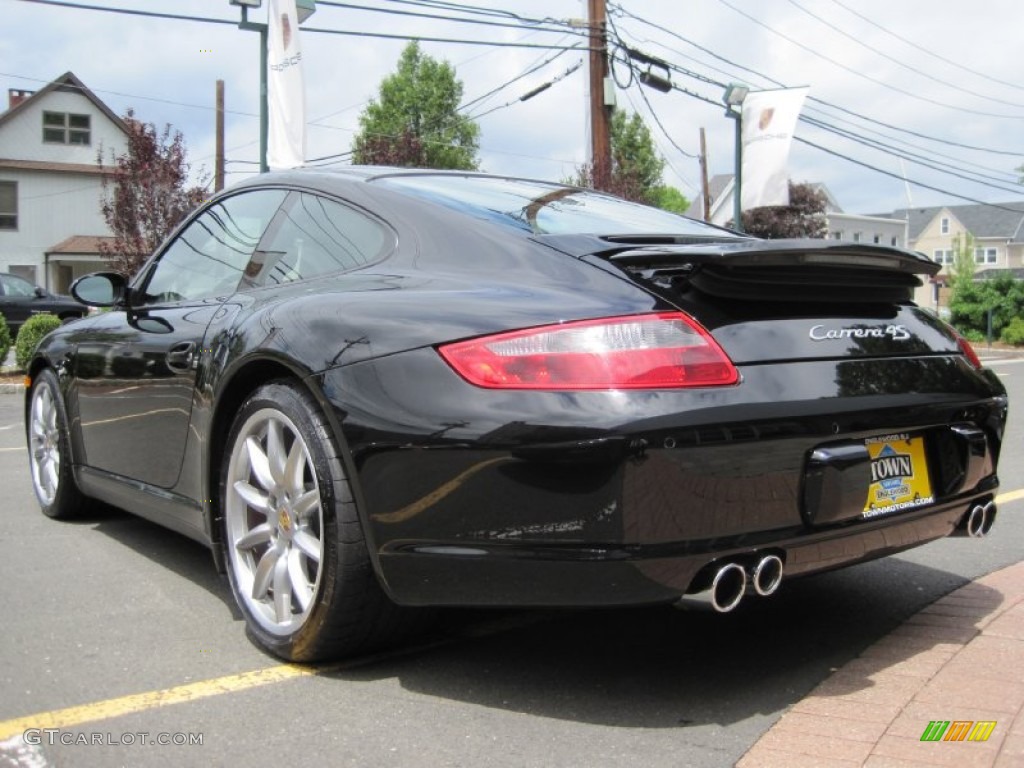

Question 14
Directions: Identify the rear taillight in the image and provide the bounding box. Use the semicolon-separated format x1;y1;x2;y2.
954;332;982;370
437;312;739;390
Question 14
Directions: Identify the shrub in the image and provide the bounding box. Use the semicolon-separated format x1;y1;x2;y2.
0;315;11;367
1001;316;1024;346
949;275;1024;339
15;313;62;370
959;328;986;344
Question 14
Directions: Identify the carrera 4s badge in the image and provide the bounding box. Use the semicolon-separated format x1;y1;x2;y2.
809;324;911;341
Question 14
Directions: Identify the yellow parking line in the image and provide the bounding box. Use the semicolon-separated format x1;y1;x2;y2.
0;664;316;740
1;487;1021;742
996;489;1024;505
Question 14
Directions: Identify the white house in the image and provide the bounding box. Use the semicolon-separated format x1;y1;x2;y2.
686;174;909;251
0;72;128;293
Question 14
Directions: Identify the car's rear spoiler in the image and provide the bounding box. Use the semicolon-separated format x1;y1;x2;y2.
539;236;940;303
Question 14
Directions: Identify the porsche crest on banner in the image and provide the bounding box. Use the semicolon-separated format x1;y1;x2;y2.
740;87;809;211
267;0;306;170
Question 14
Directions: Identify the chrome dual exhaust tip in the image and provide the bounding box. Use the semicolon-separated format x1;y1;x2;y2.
676;561;747;613
677;554;785;613
960;501;996;538
748;554;784;597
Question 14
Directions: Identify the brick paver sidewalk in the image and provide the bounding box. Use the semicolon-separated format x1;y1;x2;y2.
738;560;1024;767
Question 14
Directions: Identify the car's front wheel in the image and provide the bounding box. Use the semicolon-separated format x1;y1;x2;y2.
221;380;405;662
28;368;88;519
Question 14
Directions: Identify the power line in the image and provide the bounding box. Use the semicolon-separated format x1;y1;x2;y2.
14;0;236;25
0;70;259;119
618;51;1024;191
613;36;1015;192
801;117;1024;195
316;0;584;37
469;60;583;120
379;0;577;27
785;0;1024;109
714;0;1024;120
13;0;595;51
610;3;1023;156
795;136;1024;212
459;43;578;112
656;80;1024;211
826;0;1024;94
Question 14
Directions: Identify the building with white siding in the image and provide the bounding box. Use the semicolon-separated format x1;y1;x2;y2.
0;72;127;292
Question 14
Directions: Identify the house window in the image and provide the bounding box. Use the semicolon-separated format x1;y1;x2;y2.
832;231;843;240
852;232;862;243
891;236;898;246
940;217;950;235
42;111;91;145
0;181;16;230
873;234;881;244
974;247;998;265
933;249;954;265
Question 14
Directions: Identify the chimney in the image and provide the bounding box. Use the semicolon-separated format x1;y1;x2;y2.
8;89;34;110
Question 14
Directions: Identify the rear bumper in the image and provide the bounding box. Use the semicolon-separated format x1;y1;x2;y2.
321;350;1007;608
377;491;994;607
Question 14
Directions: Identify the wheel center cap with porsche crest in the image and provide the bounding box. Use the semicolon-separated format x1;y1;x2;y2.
809;324;911;341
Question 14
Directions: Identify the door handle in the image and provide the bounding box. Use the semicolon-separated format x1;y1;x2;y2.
166;341;197;373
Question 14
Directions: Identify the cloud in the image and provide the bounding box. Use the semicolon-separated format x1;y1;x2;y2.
4;0;1021;212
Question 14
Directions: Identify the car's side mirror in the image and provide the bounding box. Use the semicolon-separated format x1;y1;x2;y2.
33;286;46;298
71;272;129;307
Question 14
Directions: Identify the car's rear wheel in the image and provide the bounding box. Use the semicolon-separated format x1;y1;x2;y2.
28;368;87;519
221;380;406;662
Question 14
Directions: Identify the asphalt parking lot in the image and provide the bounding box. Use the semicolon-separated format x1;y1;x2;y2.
1;358;1021;768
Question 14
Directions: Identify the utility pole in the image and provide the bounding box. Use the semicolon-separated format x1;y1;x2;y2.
215;80;225;192
587;0;611;189
699;127;711;222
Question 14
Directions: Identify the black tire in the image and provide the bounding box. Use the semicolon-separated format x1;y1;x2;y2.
27;368;88;519
220;380;411;662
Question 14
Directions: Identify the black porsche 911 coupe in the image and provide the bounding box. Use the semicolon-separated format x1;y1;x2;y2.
26;168;1007;661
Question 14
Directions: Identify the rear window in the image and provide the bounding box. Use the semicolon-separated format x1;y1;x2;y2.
376;174;729;237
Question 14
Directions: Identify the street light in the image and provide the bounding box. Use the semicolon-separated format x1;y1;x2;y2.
723;82;749;233
231;0;316;173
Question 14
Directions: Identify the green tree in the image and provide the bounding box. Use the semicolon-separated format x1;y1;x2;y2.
948;231;1024;341
569;110;689;212
98;109;207;277
652;184;690;214
352;41;480;170
733;182;828;238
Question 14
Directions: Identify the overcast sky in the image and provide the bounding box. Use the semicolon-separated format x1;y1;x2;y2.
3;0;1022;214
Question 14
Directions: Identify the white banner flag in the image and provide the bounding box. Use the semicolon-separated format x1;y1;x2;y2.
740;87;808;211
267;0;305;170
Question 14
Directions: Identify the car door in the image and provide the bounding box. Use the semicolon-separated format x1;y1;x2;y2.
73;189;287;489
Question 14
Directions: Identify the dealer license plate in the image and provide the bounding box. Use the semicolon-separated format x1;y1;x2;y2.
863;432;934;518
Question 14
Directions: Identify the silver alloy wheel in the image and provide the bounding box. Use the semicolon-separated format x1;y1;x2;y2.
225;408;324;636
29;381;61;506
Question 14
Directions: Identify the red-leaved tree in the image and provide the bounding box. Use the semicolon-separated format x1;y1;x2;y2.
98;109;207;276
353;128;428;167
731;182;829;239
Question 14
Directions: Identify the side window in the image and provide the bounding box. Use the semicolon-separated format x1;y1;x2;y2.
1;274;37;297
242;193;389;288
140;189;287;304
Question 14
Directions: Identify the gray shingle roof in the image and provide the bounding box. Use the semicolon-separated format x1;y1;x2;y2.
876;202;1024;243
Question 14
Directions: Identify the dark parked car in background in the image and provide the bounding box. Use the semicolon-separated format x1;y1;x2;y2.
25;168;1007;662
0;272;85;336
